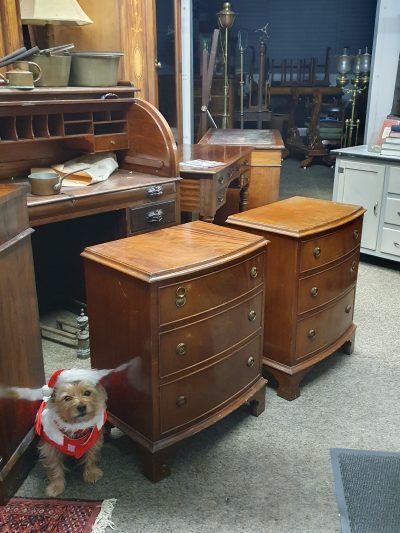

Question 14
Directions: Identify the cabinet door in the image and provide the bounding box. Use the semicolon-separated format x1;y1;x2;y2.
336;160;385;250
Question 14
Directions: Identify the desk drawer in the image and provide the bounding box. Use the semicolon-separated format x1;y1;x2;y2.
159;252;264;325
384;198;400;226
299;218;362;272
388;166;400;194
380;228;400;257
298;250;359;314
159;292;263;377
128;200;176;235
295;288;355;360
160;334;262;434
94;133;129;152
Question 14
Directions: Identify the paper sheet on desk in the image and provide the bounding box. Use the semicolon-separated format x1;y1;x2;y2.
52;152;119;186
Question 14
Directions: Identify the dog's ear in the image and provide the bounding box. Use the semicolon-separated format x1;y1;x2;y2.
95;383;107;401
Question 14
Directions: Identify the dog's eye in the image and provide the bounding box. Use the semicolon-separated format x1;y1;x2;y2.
64;396;72;402
83;390;92;397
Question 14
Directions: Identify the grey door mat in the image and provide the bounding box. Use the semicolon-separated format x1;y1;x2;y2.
330;448;400;533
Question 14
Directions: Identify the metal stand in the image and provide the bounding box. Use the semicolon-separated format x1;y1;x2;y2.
40;308;90;359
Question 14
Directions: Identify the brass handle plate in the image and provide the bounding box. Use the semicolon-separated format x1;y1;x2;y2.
250;266;258;279
353;229;359;240
176;343;186;356
146;185;164;198
248;310;257;321
350;261;357;273
176;395;186;407
313;247;321;258
175;286;187;308
247;356;255;367
146;209;163;223
308;329;316;338
310;286;318;297
345;304;352;313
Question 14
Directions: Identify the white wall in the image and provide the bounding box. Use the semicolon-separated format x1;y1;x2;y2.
365;0;400;144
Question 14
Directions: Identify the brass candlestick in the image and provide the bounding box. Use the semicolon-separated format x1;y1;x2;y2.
217;2;237;129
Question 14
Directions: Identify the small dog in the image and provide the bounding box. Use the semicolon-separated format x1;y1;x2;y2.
36;371;108;497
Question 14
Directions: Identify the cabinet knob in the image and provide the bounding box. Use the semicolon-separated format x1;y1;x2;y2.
248;310;257;321
246;356;255;367
350;261;357;273
310;286;318;297
307;329;316;338
345;304;352;314
250;266;258;279
176;343;186;356
353;229;359;240
313;247;321;259
175;286;187;308
176;395;186;407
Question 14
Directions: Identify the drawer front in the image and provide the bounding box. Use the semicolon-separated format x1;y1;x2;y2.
384;197;400;226
298;250;360;314
159;292;263;377
94;133;129;152
295;289;355;360
388;166;400;194
299;218;363;272
380;228;400;257
159;252;265;325
160;335;262;434
128;200;176;235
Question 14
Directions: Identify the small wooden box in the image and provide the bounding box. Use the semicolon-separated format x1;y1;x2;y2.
226;196;365;400
82;221;268;480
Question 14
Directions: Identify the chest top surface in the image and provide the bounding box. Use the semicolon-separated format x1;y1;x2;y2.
198;129;284;150
178;144;251;175
227;196;365;238
82;220;267;282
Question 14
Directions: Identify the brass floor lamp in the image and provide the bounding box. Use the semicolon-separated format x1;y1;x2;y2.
217;2;237;129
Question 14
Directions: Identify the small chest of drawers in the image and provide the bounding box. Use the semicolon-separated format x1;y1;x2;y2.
227;196;365;400
82;221;267;480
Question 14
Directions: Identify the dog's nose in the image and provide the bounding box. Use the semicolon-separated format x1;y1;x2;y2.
77;404;86;414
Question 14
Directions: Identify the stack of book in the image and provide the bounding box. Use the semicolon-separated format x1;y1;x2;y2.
381;124;400;158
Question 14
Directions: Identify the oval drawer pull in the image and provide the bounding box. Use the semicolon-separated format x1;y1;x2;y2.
248;310;257;321
175;286;187;308
176;395;187;407
308;329;316;338
176;343;186;356
345;304;352;314
310;286;318;297
247;356;255;368
250;266;258;279
353;229;359;240
146;209;163;223
313;247;321;258
350;261;357;273
146;185;164;198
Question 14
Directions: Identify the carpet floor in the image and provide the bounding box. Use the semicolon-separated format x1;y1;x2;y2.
16;158;400;532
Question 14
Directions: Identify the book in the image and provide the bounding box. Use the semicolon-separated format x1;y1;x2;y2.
389;131;400;138
375;118;400;145
383;137;400;145
380;148;400;158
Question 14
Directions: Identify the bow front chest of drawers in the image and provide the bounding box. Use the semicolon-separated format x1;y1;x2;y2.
227;196;365;400
82;221;267;480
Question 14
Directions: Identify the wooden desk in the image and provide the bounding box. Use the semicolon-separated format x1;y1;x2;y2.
198;129;284;209
178;144;251;222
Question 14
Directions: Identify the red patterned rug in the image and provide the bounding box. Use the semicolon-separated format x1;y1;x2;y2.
0;497;116;533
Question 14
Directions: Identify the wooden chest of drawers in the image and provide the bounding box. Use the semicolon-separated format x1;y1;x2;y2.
82;221;267;480
226;196;365;400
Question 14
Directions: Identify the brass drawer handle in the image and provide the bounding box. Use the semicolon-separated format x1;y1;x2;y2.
345;304;352;314
146;185;164;198
248;310;257;321
310;286;318;297
247;356;255;368
350;261;357;273
176;343;186;356
175;286;187;308
353;229;359;240
308;329;316;338
313;247;321;258
250;266;258;279
218;175;224;184
146;209;163;223
176;395;186;407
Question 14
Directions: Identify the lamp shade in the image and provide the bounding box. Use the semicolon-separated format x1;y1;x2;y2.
20;0;93;26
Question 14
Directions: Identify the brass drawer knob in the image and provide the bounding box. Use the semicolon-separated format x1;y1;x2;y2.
247;356;255;367
176;343;186;356
248;310;257;321
350;261;357;273
308;329;316;338
175;286;187;308
345;304;352;314
176;395;186;407
353;229;359;240
313;247;321;258
250;266;258;279
310;286;318;297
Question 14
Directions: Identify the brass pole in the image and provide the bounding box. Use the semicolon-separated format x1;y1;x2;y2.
240;45;244;129
222;25;229;128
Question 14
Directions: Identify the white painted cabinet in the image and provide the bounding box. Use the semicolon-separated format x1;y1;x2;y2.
332;145;400;262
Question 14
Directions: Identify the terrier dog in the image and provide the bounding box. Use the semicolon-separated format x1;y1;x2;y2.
32;368;109;497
